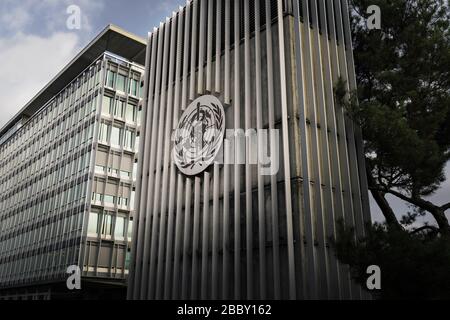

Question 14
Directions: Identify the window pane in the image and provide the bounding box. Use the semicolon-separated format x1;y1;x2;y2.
130;79;138;96
102;214;113;236
125;104;135;123
107;70;115;88
98;123;109;142
88;213;98;235
117;74;126;92
125;130;134;149
111;126;122;147
114;100;122;118
102;96;112;115
115;217;125;238
104;195;115;205
127;220;133;239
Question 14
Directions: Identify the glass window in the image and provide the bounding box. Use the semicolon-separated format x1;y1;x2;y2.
130;191;135;210
135;134;140;152
91;193;103;202
95;165;106;174
125;251;131;269
116;74;126;92
120;170;131;179
102;96;113;115
124;129;134;149
125;104;136;123
115;100;125;118
106;70;115;88
111;126;122;147
98;123;109;142
127;219;133;239
118;197;128;207
88;212;98;235
137;108;142;125
133;162;137;181
115;217;125;239
102;214;113;236
129;79;139;96
104;195;116;205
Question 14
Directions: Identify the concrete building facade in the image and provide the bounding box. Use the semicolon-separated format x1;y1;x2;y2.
0;25;145;299
129;0;371;300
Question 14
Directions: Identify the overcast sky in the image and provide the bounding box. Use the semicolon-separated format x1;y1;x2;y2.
0;0;448;226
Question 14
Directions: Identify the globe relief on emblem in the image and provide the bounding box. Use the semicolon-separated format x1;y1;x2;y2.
173;95;225;176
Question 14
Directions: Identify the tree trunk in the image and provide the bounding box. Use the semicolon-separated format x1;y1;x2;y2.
429;208;450;237
370;188;403;231
366;167;403;231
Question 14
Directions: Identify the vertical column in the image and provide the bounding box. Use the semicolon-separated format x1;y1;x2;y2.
331;0;358;299
233;0;242;300
165;6;186;300
265;0;281;299
254;0;266;300
215;0;223;93
316;0;347;299
147;17;171;299
191;176;202;298
130;28;157;299
277;0;297;300
224;0;231;105
310;0;338;299
341;0;371;229
243;0;253;300
222;0;231;299
181;178;193;299
173;0;192;300
139;22;165;299
210;0;221;300
156;12;178;300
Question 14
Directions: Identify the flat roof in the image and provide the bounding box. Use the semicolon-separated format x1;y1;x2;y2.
0;24;147;138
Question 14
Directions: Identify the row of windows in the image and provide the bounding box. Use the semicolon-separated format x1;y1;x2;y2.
0;93;98;176
0;57;143;171
102;95;141;124
98;122;138;151
95;165;133;180
0;151;91;212
0;244;79;285
105;68;141;98
0;213;83;259
0;123;94;196
87;212;132;241
91;193;132;209
0;180;88;234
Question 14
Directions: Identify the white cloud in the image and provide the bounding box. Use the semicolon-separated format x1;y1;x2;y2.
0;32;80;129
0;4;31;32
0;0;104;35
0;0;106;130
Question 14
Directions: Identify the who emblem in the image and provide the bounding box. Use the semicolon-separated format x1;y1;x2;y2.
173;95;225;176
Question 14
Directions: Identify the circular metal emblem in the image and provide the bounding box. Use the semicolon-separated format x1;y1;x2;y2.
173;95;225;176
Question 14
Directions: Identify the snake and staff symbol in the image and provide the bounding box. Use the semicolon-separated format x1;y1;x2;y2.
173;95;225;176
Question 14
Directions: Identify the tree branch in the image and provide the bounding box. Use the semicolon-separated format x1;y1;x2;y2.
385;189;437;213
384;189;450;235
441;203;450;211
410;225;439;235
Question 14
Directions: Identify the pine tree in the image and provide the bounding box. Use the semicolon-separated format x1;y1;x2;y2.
349;0;450;234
